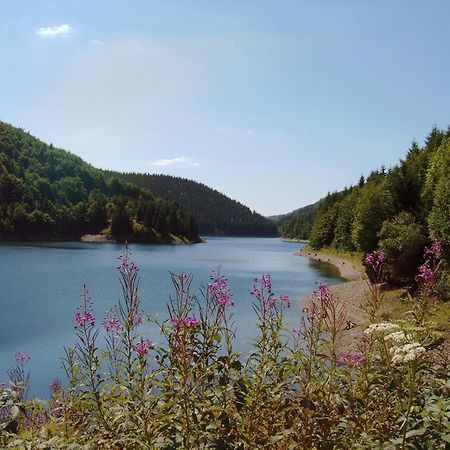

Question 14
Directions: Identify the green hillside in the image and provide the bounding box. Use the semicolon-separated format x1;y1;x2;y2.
282;126;450;287
112;172;278;236
0;122;199;243
279;203;319;240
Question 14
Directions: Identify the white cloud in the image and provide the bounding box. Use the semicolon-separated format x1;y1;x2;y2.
150;157;198;167
35;24;75;38
89;39;104;47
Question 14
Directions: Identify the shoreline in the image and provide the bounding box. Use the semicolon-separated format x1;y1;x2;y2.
297;247;369;345
281;237;309;243
296;247;365;281
0;233;202;245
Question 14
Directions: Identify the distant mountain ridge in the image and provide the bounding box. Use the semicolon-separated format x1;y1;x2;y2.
112;172;278;236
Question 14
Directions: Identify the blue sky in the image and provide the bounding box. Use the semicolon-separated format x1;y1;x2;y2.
1;1;449;216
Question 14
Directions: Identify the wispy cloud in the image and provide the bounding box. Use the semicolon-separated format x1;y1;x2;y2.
216;127;286;139
35;24;75;38
150;157;199;167
89;39;105;47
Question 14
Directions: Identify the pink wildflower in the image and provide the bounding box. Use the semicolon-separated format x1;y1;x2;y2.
184;315;200;328
50;378;62;394
102;311;121;333
133;338;153;356
312;281;331;302
208;275;234;307
171;315;200;330
251;285;262;297
75;311;96;327
365;250;386;268
267;298;277;309
262;274;271;289
426;241;442;259
116;246;139;274
338;352;365;367
15;352;30;363
415;264;434;284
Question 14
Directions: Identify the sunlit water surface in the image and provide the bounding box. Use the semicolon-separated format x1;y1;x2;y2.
0;237;343;398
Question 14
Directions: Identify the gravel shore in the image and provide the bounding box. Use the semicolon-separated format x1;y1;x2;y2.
297;247;369;346
296;247;365;281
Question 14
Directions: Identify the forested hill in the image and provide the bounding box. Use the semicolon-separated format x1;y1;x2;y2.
275;203;319;239
111;173;278;236
0;121;199;243
282;126;450;286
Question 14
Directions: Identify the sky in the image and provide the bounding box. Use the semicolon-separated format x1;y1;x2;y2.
1;1;450;216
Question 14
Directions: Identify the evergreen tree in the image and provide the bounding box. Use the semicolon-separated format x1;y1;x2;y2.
110;199;133;238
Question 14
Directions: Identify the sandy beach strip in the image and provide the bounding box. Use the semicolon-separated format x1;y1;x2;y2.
296;247;365;281
297;247;370;345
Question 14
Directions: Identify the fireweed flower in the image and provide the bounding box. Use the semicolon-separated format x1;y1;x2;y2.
171;315;200;330
50;378;62;395
133;338;153;356
251;284;262;297
184;315;200;328
251;275;290;320
415;241;443;286
311;281;331;303
262;274;271;289
425;241;442;259
365;250;386;268
15;352;30;363
338;352;365;367
116;246;139;275
102;310;121;333
75;311;96;327
208;276;234;307
415;264;434;284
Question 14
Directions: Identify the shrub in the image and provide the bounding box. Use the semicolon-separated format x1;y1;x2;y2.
378;211;427;286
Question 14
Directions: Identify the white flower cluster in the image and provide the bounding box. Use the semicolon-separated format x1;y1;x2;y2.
364;322;401;337
391;343;426;365
384;331;408;343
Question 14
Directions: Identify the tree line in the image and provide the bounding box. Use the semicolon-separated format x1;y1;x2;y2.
0;122;199;242
282;126;450;289
113;172;278;236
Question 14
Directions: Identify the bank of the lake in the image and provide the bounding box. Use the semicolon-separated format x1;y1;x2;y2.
296;246;370;345
296;247;365;281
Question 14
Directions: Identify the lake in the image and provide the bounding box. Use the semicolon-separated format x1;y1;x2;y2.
0;237;343;398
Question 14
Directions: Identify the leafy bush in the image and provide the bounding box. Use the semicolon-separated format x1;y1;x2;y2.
378;211;427;286
1;246;449;449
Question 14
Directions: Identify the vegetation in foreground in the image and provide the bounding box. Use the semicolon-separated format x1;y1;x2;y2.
1;242;449;449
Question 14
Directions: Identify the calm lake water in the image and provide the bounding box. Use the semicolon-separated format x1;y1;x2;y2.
0;237;343;398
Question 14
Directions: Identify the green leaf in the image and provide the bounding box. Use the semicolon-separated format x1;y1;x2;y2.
405;428;426;438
